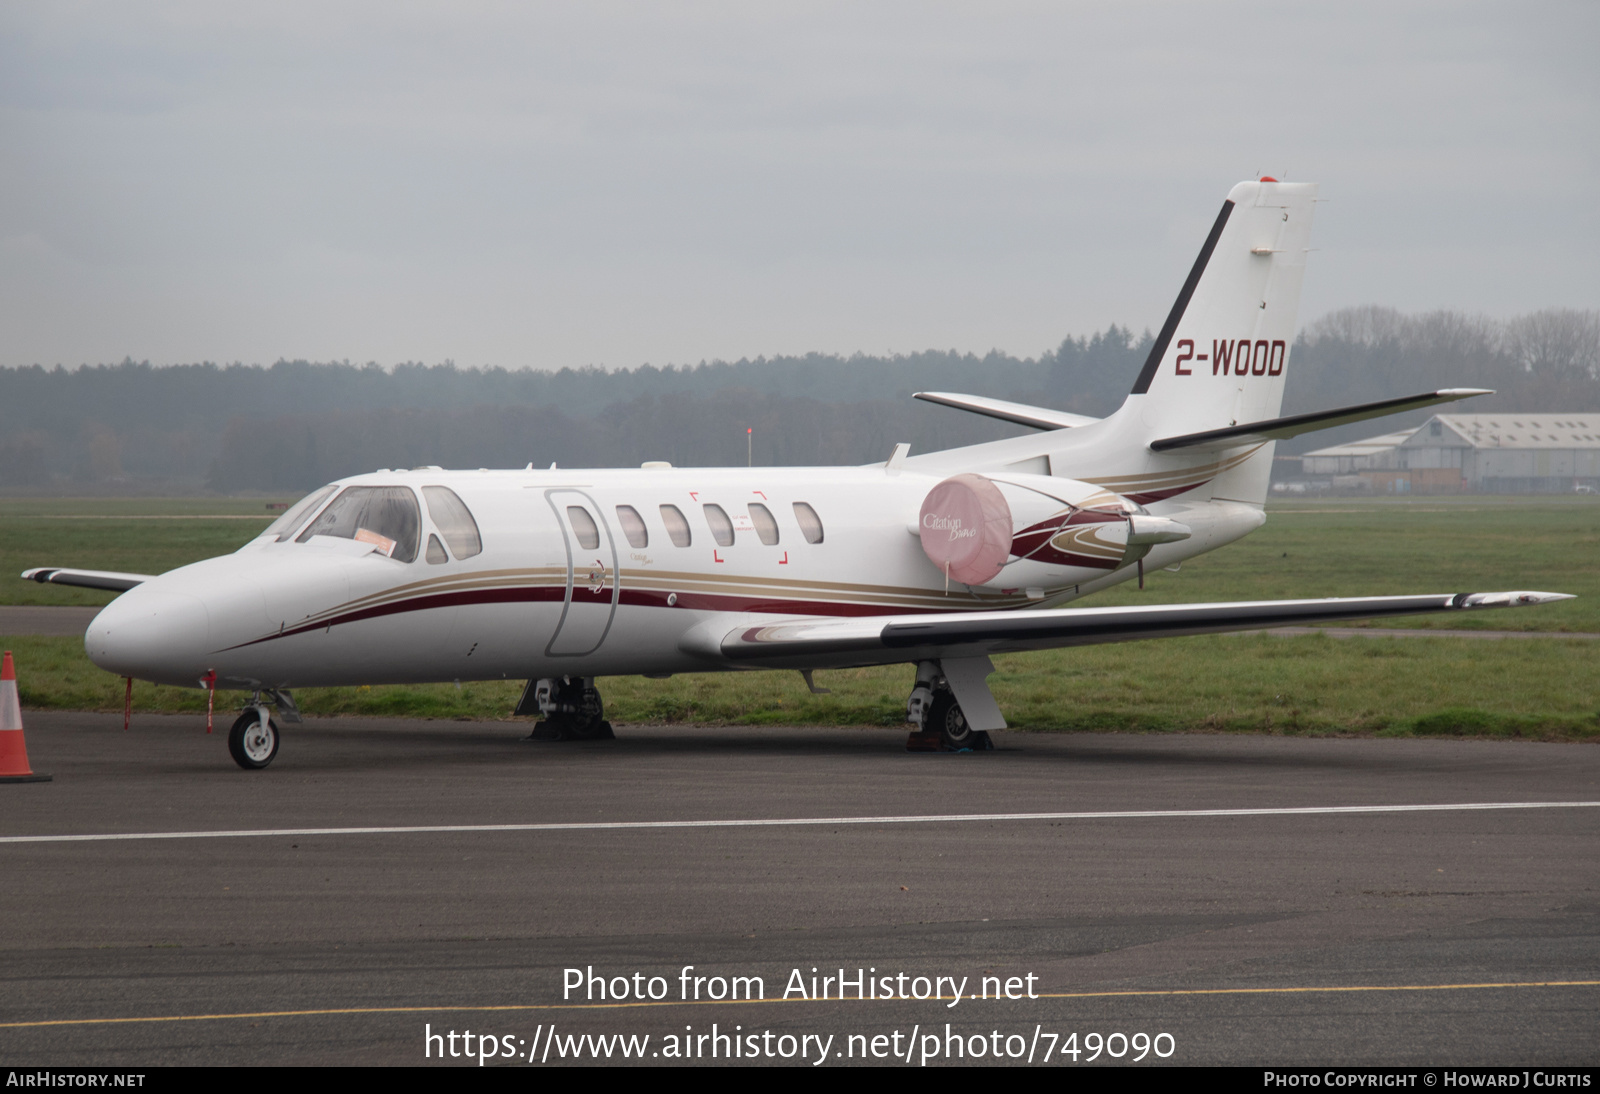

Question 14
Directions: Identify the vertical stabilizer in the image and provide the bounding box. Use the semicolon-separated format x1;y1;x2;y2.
908;180;1319;509
1128;180;1316;437
1120;179;1317;505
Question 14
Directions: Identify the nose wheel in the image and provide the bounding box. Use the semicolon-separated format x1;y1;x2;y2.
228;708;280;769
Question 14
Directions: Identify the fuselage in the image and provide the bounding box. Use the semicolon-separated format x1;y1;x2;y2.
83;177;1326;694
84;462;1265;690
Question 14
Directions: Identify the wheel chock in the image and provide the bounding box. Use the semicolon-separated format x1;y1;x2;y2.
905;728;996;753
525;719;615;742
526;720;570;741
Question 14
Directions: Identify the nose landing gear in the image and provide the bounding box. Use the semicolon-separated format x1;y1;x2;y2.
225;690;298;770
228;706;279;769
517;676;614;741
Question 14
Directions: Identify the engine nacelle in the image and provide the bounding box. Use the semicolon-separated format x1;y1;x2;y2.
917;472;1190;591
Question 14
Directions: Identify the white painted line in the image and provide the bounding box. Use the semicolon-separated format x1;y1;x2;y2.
1250;627;1600;640
2;801;1597;845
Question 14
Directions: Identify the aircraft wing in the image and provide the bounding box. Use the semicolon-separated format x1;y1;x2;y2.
693;591;1571;671
22;567;155;593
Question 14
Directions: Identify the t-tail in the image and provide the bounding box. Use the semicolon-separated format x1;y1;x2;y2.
912;178;1488;508
1115;178;1316;505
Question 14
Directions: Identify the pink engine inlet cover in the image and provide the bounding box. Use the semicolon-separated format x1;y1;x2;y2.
918;473;1013;586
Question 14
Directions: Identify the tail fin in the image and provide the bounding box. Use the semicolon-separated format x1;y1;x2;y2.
1127;179;1317;440
909;180;1318;507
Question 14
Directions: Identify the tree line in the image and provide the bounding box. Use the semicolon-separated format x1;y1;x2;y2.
0;308;1593;494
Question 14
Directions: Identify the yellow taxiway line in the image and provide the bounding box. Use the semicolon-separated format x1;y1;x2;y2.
4;981;1598;1030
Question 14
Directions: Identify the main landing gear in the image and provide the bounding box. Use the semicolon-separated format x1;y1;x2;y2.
517;676;614;741
226;689;301;770
904;660;994;753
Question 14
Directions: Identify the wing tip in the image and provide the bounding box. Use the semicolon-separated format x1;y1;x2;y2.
1458;590;1574;607
18;567;152;591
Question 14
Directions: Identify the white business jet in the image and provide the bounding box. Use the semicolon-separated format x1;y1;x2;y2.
25;179;1568;769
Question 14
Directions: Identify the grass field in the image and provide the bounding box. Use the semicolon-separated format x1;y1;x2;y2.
0;497;286;606
4;495;1598;739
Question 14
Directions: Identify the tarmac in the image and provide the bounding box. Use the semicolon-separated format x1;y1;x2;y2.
0;606;103;637
1;711;1596;1066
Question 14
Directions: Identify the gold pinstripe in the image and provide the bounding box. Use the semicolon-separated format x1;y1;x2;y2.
1048;524;1126;561
1085;445;1260;493
283;564;1033;631
290;567;568;628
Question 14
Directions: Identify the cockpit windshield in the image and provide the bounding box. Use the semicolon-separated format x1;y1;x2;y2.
262;485;338;541
296;486;422;562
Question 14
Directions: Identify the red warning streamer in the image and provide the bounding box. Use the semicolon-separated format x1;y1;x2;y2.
201;670;217;734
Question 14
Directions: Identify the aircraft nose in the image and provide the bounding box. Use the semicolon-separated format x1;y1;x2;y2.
86;589;213;686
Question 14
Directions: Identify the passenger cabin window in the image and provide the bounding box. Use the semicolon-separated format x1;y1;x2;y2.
660;504;691;547
793;501;824;544
616;505;648;548
425;534;448;564
703;504;734;546
567;506;601;550
264;485;337;541
297;486;422;562
422;486;483;559
748;503;779;545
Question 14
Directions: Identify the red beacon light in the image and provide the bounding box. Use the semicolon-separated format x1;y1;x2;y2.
1259;176;1278;182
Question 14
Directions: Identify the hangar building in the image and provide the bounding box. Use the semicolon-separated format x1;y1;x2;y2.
1296;414;1600;494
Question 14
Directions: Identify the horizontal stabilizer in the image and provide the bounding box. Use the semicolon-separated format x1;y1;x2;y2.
914;392;1100;431
699;591;1571;671
1149;389;1492;452
22;567;153;593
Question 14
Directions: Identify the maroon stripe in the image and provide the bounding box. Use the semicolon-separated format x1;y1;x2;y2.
1026;549;1120;570
1125;480;1211;504
226;585;568;649
615;588;959;616
1012;508;1127;570
227;581;998;650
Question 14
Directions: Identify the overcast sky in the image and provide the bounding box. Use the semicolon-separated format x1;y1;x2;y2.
2;2;1595;371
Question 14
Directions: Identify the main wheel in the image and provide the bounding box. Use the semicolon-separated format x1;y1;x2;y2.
926;690;976;750
566;686;614;740
228;710;279;770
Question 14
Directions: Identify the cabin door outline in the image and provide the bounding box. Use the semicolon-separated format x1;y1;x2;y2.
543;489;620;657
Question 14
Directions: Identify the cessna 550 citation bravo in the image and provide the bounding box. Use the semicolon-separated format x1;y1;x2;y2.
25;179;1569;768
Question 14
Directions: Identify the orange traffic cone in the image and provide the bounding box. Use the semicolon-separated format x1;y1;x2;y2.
0;651;51;783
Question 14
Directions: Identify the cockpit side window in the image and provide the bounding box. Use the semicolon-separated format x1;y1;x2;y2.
263;485;338;541
422;486;483;559
296;486;422;562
